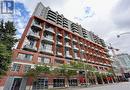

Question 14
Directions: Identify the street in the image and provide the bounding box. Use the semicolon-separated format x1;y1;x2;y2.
59;82;130;90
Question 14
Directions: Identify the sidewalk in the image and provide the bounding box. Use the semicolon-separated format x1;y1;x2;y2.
55;83;118;90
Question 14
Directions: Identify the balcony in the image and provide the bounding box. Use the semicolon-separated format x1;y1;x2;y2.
47;15;57;22
65;36;70;40
40;48;53;54
27;31;40;39
87;60;91;62
79;42;83;45
42;36;54;43
73;46;79;50
86;51;89;54
65;54;72;58
72;39;77;43
65;43;71;48
91;47;95;49
81;49;85;52
74;56;80;60
82;58;86;61
57;33;62;37
45;28;55;34
23;44;37;51
57;52;63;56
57;41;62;45
31;23;42;30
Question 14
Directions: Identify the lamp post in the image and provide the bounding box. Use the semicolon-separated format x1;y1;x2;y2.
117;32;130;38
107;43;126;81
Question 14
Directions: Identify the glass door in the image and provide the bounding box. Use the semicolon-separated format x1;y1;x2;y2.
11;78;22;90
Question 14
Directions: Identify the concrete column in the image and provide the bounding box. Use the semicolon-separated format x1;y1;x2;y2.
93;72;98;85
100;74;104;84
26;86;32;90
111;76;114;83
65;78;69;88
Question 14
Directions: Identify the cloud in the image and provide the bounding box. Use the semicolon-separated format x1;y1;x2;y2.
112;0;130;29
1;0;130;54
13;2;30;36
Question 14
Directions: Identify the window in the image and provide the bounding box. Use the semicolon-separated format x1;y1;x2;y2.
42;44;52;50
17;53;33;61
12;63;21;71
24;65;31;72
38;57;50;64
32;78;48;89
29;39;35;47
24;54;32;61
53;78;65;87
55;59;64;64
34;19;41;25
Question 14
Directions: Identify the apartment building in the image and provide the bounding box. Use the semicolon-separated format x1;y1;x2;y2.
114;54;130;78
0;2;114;90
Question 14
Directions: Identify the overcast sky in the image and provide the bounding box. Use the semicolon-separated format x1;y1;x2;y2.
0;0;130;55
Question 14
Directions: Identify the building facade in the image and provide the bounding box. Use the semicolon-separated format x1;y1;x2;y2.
0;2;114;90
114;53;130;78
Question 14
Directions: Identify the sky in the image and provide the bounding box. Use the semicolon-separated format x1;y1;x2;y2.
0;0;130;55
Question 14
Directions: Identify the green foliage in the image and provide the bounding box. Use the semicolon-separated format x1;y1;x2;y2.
0;20;18;50
25;65;50;79
0;20;17;76
67;69;77;77
70;61;84;69
95;72;100;77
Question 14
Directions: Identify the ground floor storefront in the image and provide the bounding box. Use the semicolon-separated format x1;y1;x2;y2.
0;74;117;90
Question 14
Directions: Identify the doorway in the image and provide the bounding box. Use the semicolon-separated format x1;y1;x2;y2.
11;78;22;90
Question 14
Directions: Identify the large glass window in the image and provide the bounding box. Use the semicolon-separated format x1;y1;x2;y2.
12;63;21;71
29;39;35;47
53;78;65;87
42;44;52;49
17;53;33;61
68;78;78;86
32;78;48;90
38;57;50;64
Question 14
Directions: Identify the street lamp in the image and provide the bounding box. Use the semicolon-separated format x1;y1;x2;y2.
107;43;127;81
117;32;130;38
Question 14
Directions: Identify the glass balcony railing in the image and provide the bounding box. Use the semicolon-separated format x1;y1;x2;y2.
72;39;77;42
23;44;37;51
45;28;55;33
57;52;63;56
74;56;80;60
81;58;86;61
43;36;54;43
81;49;85;52
73;46;79;50
32;23;42;30
65;54;72;58
57;41;62;45
57;33;62;37
65;43;71;48
65;36;70;40
28;31;40;39
40;48;53;54
79;42;83;45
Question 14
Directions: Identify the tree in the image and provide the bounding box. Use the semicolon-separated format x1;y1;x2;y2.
0;20;18;76
25;65;51;90
0;43;11;77
59;64;77;87
25;65;51;79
